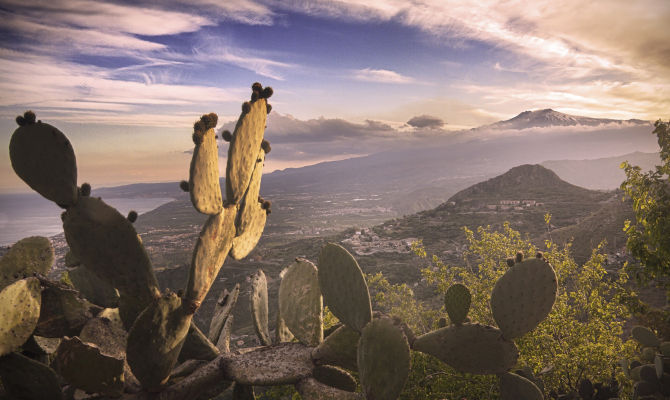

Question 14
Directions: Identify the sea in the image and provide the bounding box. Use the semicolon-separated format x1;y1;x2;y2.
0;193;174;246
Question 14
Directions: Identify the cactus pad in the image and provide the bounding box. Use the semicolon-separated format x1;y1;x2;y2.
126;291;191;390
0;277;41;356
208;284;240;344
79;316;127;359
357;317;410;400
231;148;267;260
318;243;372;332
276;312;294;344
499;372;544;400
185;204;238;311
491;257;557;339
62;196;159;328
250;269;271;346
54;336;124;396
68;265;119;308
9;118;78;206
224;343;313;385
179;322;220;362
632;326;660;348
313;365;357;392
35;281;96;337
296;378;363;400
0;236;53;289
0;352;63;400
413;323;519;374
444;283;471;325
226;96;267;204
279;259;323;346
189;115;223;215
311;324;360;371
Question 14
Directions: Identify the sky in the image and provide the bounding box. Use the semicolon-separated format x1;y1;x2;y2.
0;0;669;192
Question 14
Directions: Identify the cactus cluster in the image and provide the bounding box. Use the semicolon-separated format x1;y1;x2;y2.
3;89;560;400
620;325;670;398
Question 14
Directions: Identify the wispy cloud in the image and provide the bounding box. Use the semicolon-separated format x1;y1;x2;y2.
352;68;415;84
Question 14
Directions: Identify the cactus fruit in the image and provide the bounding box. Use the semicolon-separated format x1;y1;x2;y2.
0;235;54;289
0;351;63;400
250;269;272;346
9;112;78;207
296;378;363;400
208;284;240;344
189;113;224;215
357;317;411;400
224;343;313;385
499;372;544;400
632;325;661;348
179;180;190;192
127;210;138;222
80;182;91;197
313;365;357;392
54;336;125;396
126;291;191;390
444;283;471;325
35;280;97;337
225;91;268;204
318;243;372;332
67;265;119;308
231;148;267;260
62;196;159;328
491;257;557;339
279;259;323;346
0;277;42;356
184;204;238;312
311;324;360;371
413;323;519;374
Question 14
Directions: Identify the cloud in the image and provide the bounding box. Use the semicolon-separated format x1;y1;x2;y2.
352;68;415;84
406;114;445;129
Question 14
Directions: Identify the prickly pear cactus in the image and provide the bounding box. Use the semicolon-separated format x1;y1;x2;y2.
499;372;544;400
632;325;661;348
279;259;323;346
9;111;78;207
0;277;42;356
444;283;471;326
189;113;223;215
311;324;360;371
250;269;271;346
0;351;63;400
491;257;557;339
357;317;411;400
0;236;53;289
318;243;372;332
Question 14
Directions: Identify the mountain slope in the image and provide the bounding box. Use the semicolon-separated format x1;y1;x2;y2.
478;108;648;130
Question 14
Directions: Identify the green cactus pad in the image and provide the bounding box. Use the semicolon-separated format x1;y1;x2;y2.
357;317;410;400
64;249;80;267
250;269;271;346
79;316;127;359
208;284;240;344
126;291;191;390
231;148;267;260
189;123;223;215
9;120;78;206
217;313;234;353
279;259;323;346
35;280;96;337
0;277;42;356
296;378;363;400
68;265;119;308
318;243;372;332
313;365;357;392
632;326;661;348
276;312;294;344
311;324;360;371
0;236;53;289
185;204;238;311
491;257;557;339
226;97;267;204
23;335;61;356
54;336;124;396
224;343;313;385
499;372;544;400
444;283;471;326
413;323;519;374
641;347;656;362
0;352;63;400
179;322;220;362
655;355;664;379
62;196;159;328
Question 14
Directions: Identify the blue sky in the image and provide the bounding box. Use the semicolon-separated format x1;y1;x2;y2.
1;0;668;191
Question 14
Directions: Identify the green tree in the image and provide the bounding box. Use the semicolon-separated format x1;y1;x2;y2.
371;223;637;399
620;119;670;295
